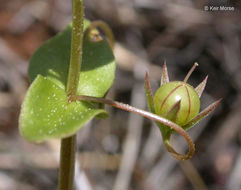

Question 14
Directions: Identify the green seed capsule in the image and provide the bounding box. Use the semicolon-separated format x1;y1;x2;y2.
153;81;200;126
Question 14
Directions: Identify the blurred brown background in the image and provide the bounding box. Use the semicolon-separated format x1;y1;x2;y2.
0;0;241;190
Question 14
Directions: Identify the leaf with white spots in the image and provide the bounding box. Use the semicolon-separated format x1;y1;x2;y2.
19;76;107;142
19;20;115;141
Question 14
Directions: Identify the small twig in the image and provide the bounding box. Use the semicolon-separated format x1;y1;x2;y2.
179;160;208;190
113;63;146;190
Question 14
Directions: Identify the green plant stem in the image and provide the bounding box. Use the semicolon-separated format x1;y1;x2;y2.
58;135;77;190
67;0;84;97
58;0;84;190
70;95;195;160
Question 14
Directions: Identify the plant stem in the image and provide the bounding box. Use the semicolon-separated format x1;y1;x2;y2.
58;0;84;189
71;95;195;160
58;135;77;190
67;0;84;97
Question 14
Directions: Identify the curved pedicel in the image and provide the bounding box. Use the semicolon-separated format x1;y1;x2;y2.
70;62;221;160
70;95;195;160
144;62;221;159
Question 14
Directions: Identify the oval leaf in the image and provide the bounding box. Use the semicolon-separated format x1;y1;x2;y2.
19;75;107;142
20;20;115;142
28;21;115;97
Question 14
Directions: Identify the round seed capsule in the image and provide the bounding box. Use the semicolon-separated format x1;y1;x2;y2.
153;81;200;126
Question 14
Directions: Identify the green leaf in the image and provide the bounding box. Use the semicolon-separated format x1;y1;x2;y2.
20;21;116;141
19;75;107;142
28;21;115;97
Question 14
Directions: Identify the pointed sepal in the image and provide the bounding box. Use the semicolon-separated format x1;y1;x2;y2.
164;100;181;123
145;72;155;113
183;98;222;130
195;76;208;98
161;61;169;86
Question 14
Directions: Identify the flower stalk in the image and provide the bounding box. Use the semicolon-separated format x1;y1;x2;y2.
70;62;221;160
70;95;195;160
